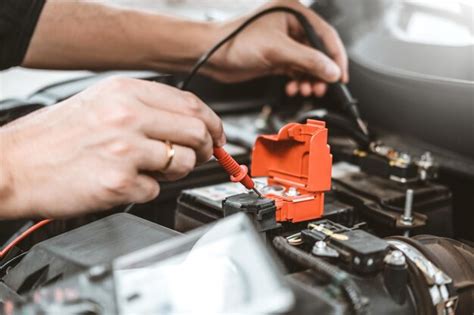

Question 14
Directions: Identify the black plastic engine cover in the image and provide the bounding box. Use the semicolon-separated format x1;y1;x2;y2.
0;213;179;302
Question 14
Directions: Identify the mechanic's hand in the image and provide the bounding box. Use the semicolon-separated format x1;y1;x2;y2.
0;77;224;219
206;0;348;98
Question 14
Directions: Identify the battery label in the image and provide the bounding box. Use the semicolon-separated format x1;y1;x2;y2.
187;178;269;202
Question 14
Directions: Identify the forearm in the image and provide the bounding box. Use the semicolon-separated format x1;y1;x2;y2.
22;1;220;73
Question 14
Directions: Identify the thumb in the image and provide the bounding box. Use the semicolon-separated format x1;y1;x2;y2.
270;38;342;82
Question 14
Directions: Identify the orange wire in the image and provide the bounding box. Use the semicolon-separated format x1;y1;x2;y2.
0;219;53;258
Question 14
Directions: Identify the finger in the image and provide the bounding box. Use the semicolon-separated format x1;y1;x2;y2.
312;82;327;97
299;81;313;97
126;79;225;146
136;140;197;179
273;38;341;82
286;81;299;96
319;28;348;83
299;10;349;83
157;144;197;181
128;174;160;204
139;108;213;164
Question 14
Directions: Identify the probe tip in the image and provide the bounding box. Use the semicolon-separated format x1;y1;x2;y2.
252;187;263;198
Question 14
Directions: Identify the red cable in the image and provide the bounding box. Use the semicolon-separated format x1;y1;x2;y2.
0;219;52;258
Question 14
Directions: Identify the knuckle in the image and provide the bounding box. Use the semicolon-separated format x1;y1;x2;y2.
218;121;224;138
102;103;137;127
203;144;213;162
107;139;134;157
143;180;160;201
313;55;327;72
178;149;196;176
102;170;134;193
103;76;134;92
149;181;160;199
261;44;277;62
191;121;209;147
182;92;203;115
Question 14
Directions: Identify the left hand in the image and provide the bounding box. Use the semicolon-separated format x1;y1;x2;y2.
205;0;349;98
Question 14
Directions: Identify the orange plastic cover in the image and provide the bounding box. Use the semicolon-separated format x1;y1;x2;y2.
251;119;332;222
252;119;332;191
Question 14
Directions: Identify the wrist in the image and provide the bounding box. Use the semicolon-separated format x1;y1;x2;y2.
0;129;29;219
198;21;232;77
191;18;247;81
140;13;224;73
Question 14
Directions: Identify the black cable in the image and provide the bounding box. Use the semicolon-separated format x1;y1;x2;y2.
0;251;28;276
124;6;367;215
181;7;309;90
180;6;369;137
123;202;135;213
296;109;370;146
273;236;367;315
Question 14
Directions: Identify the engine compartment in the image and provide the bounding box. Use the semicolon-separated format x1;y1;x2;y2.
0;69;473;314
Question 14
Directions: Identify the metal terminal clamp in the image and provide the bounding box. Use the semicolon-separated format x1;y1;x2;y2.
388;240;458;315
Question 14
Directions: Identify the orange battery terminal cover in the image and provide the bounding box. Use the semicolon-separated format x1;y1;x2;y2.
251;119;332;223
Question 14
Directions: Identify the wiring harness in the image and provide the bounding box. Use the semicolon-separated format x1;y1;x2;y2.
273;236;368;315
0;219;52;259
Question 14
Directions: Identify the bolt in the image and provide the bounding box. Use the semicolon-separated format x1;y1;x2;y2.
420;169;428;181
315;241;326;249
354;256;361;265
367;258;374;266
418;152;435;181
402;189;414;225
286;187;299;197
384;250;406;266
399;153;412;164
420;152;433;164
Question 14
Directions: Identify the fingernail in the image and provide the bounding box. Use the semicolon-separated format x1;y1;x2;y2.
324;63;341;81
217;134;226;147
286;82;298;96
301;82;312;97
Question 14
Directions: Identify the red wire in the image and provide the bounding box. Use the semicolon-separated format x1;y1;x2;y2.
0;219;53;258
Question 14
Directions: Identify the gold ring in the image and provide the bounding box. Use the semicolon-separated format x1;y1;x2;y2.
163;140;175;171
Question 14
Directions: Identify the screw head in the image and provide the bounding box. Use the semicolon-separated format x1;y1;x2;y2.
88;265;109;281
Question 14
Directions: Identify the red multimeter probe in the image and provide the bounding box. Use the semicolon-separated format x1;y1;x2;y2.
213;147;263;197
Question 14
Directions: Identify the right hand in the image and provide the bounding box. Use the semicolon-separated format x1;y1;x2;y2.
0;77;225;219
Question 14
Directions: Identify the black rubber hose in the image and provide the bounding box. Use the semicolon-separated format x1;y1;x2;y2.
296;109;371;147
273;236;367;315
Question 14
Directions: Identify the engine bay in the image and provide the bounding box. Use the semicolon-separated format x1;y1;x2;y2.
0;69;473;314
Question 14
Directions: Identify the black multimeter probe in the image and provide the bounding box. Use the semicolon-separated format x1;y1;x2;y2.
181;6;370;137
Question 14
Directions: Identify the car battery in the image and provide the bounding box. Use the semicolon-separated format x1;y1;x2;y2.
176;119;353;233
175;178;354;233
